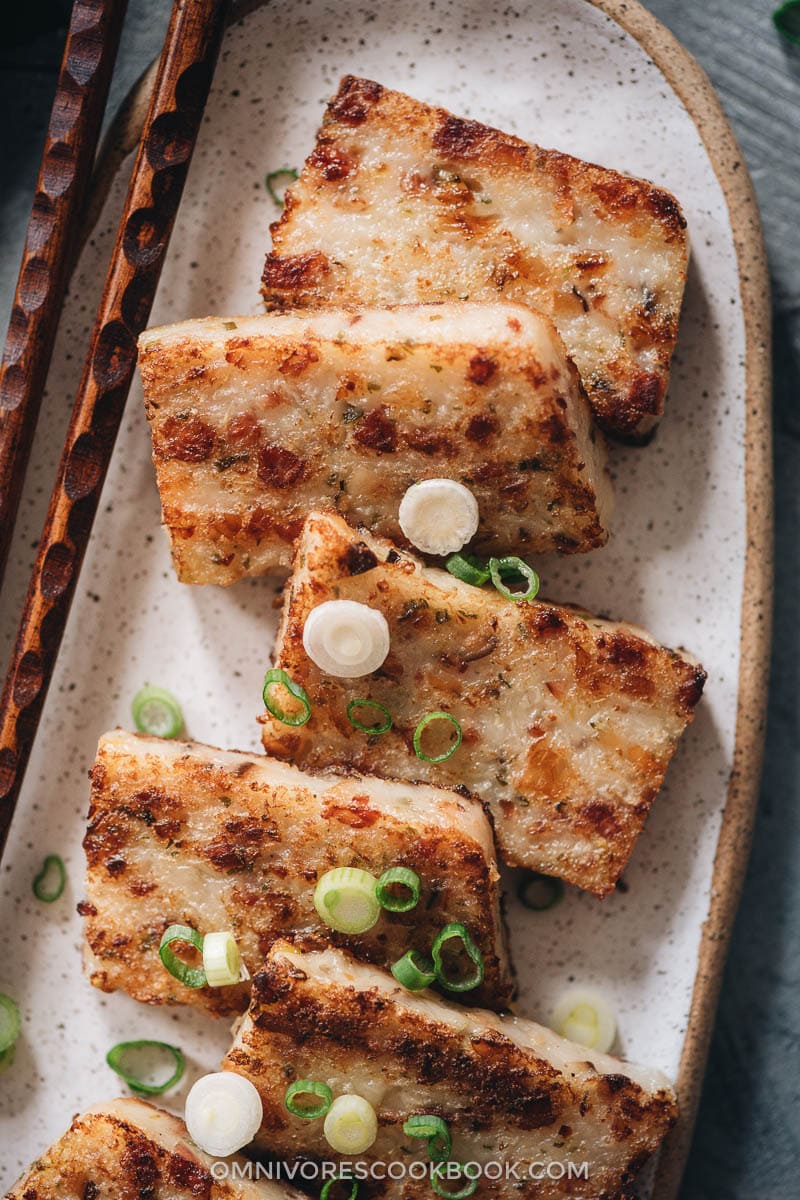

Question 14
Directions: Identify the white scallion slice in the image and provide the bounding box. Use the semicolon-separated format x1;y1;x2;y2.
185;1071;263;1158
551;987;617;1053
398;479;479;556
314;867;381;934
323;1093;378;1154
303;600;390;678
202;931;241;987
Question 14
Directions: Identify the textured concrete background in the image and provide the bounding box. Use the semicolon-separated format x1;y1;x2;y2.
0;2;798;1196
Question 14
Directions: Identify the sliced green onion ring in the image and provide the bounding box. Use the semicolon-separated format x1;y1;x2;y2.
445;553;490;587
321;1175;358;1200
431;1162;480;1199
391;949;436;991
488;556;540;602
285;1079;333;1119
774;0;800;45
0;994;21;1055
413;711;462;764
266;167;299;206
517;871;564;912
314;867;381;934
376;867;421;912
106;1039;185;1096
159;924;207;988
431;922;484;993
132;685;184;738
32;854;66;902
0;1044;16;1074
347;698;393;735
263;668;312;727
403;1114;452;1162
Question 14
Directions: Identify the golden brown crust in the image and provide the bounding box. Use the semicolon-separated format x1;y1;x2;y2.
80;731;512;1013
259;511;705;895
262;76;689;438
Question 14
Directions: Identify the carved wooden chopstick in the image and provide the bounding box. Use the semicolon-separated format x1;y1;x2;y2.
0;0;128;586
0;0;230;859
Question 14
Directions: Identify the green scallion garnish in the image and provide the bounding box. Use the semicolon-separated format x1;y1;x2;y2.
158;924;207;988
391;949;436;991
376;867;420;912
774;0;800;44
314;867;381;934
488;556;539;602
0;994;21;1056
413;711;462;763
431;1162;480;1199
285;1079;333;1119
346;698;393;735
132;685;184;738
106;1040;185;1095
266;167;299;207
517;871;564;911
403;1114;451;1161
445;553;490;587
32;854;66;903
320;1176;358;1200
263;668;312;727
431;922;484;993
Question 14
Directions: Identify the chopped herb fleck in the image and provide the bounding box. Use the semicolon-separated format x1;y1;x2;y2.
214;453;249;471
398;598;428;622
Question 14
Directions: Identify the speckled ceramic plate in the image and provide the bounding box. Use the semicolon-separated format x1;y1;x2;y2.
0;1;771;1196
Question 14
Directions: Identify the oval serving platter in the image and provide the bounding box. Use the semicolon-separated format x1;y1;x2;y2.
0;0;771;1196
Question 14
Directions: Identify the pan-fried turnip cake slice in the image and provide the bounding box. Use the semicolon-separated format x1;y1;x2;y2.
81;730;512;1014
259;511;705;896
137;303;612;585
223;942;678;1200
5;1098;299;1200
262;76;689;440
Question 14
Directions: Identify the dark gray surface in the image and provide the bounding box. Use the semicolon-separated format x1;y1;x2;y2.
0;2;797;1196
